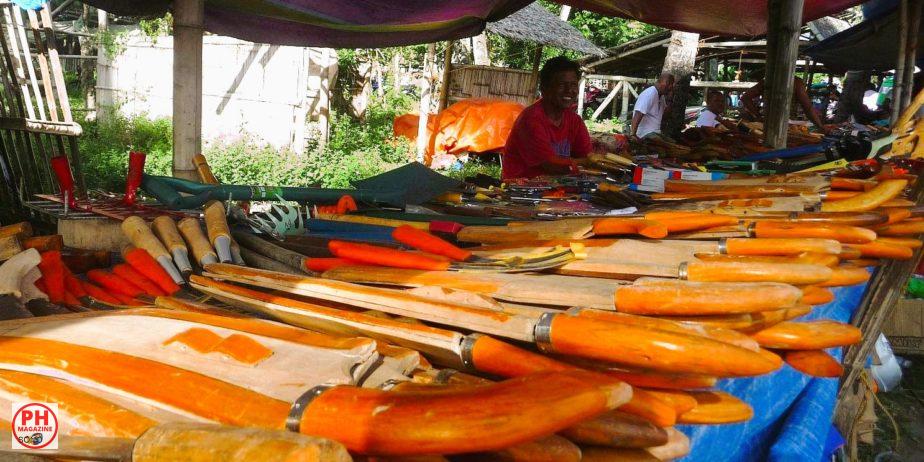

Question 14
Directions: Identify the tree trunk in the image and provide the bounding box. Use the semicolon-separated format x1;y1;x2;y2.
833;70;871;124
764;0;804;148
416;43;437;162
660;30;699;139
78;4;97;116
472;32;491;66
391;53;402;92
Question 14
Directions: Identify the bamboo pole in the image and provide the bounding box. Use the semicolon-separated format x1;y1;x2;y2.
764;0;805;148
892;0;909;125
172;0;203;181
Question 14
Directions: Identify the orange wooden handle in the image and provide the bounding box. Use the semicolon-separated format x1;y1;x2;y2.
328;240;451;271
845;240;914;260
782;350;843;377
193;154;220;184
592;218;668;239
788;211;888;226
684;261;833;285
816;265;870;287
677;391;753;425
619;388;677;428
821;179;908;212
750;320;862;349
560;411;668;449
615;279;802;315
597;369;717;391
830;177;875;191
723;238;842;256
122;216;170;260
800;285;835;306
874;219;924;236
648;214;739;234
877;208;913;225
300;371;625;456
392;225;471;261
694;252;840;267
546;314;780;377
876;236;923;249
752;221;877;244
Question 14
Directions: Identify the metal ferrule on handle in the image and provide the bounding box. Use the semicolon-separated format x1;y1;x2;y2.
171;248;193;275
214;235;233;263
460;334;478;370
156;255;186;285
286;384;334;432
533;312;556;353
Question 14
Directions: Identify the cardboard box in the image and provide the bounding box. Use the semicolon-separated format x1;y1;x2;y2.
882;297;924;354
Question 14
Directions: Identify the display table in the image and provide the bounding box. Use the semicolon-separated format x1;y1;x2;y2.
678;282;867;461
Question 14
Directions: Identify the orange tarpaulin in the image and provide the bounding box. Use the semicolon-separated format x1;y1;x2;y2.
394;99;526;165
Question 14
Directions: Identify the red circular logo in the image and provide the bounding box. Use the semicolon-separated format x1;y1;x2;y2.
11;403;58;449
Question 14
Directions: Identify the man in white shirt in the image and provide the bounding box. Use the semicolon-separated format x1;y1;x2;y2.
695;90;735;130
631;73;674;138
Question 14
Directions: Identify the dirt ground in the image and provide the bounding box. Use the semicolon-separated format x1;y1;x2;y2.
859;355;924;461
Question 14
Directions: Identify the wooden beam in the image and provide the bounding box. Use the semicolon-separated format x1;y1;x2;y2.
438;41;454;111
576;77;586;117
590;81;621;121
50;0;76;18
585;39;670;69
172;0;204;181
620;80;630;121
764;0;805;149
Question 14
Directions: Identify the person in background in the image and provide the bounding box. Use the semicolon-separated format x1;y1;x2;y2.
696;90;736;130
741;76;830;134
863;82;880;111
502;56;594;180
630;73;675;139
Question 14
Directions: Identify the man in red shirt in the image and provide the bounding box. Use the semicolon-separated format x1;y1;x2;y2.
503;57;593;179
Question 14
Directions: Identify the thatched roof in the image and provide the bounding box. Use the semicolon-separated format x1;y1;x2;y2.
487;3;606;56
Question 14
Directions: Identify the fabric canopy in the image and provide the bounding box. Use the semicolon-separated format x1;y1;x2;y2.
73;0;532;48
558;0;864;36
804;6;924;73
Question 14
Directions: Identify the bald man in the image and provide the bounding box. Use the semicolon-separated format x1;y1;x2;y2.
631;73;675;139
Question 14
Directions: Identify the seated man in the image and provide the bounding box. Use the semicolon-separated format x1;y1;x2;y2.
631;73;675;139
741;76;830;134
503;57;593;180
696;90;736;130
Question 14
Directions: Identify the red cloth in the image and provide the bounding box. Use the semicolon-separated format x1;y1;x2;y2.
502;100;592;179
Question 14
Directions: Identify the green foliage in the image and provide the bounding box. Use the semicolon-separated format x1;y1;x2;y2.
77;92;416;192
440;156;501;181
78;112;173;192
97;29;128;59
139;13;173;43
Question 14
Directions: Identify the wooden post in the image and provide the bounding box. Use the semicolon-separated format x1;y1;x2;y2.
620;80;630;122
892;0;908;125
529;44;543;97
577;77;586;118
416;43;436;163
438;41;454;111
764;0;805;149
901;0;921;111
317;49;335;151
172;0;203;181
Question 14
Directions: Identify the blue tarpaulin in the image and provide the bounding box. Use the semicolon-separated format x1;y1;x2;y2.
678;282;867;461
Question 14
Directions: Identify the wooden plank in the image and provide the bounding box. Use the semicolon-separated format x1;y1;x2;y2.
25;9;57;123
2;6;34;120
763;0;805;148
591;81;621;121
172;0;204;180
438;40;454;111
12;7;44;121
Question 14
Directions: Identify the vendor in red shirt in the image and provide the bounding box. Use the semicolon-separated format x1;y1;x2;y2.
503;57;594;179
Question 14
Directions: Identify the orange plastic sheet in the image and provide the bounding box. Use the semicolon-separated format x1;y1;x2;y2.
394;99;525;166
